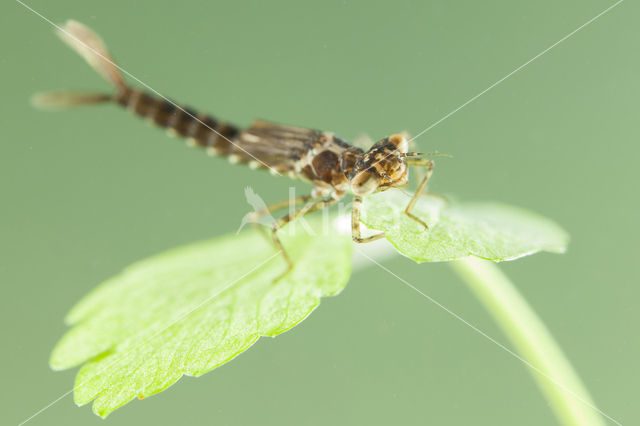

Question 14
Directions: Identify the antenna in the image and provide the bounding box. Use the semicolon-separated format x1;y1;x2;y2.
401;152;453;158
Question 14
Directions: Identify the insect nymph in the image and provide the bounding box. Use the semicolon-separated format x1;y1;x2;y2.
35;20;443;276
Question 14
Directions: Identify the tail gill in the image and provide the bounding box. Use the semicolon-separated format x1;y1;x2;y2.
31;20;125;108
32;20;240;156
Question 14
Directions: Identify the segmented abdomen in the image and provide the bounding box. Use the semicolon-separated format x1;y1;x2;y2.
115;88;239;156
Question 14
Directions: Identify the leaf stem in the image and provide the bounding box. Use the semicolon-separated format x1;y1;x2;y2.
450;257;607;426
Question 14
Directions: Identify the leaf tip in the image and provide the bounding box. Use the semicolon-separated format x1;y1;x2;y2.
48;347;69;371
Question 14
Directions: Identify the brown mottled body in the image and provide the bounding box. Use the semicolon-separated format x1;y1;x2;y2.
115;88;239;156
115;87;370;200
36;20;444;280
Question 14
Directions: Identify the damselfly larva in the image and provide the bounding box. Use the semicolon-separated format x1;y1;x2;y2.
33;20;448;277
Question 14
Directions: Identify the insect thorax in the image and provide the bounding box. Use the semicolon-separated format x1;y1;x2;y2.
295;134;364;197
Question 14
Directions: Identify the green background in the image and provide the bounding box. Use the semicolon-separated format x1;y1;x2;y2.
1;1;637;424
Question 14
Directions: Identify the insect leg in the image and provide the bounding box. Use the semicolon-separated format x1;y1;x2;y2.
405;133;427;193
271;196;339;279
351;195;385;243
403;158;435;230
248;195;315;237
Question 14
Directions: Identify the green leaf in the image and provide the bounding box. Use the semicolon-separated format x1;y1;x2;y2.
361;191;568;262
50;217;351;418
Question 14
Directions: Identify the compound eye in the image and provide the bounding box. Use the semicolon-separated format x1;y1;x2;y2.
388;134;408;153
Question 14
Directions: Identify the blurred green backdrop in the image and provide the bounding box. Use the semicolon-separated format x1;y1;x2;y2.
1;1;637;425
